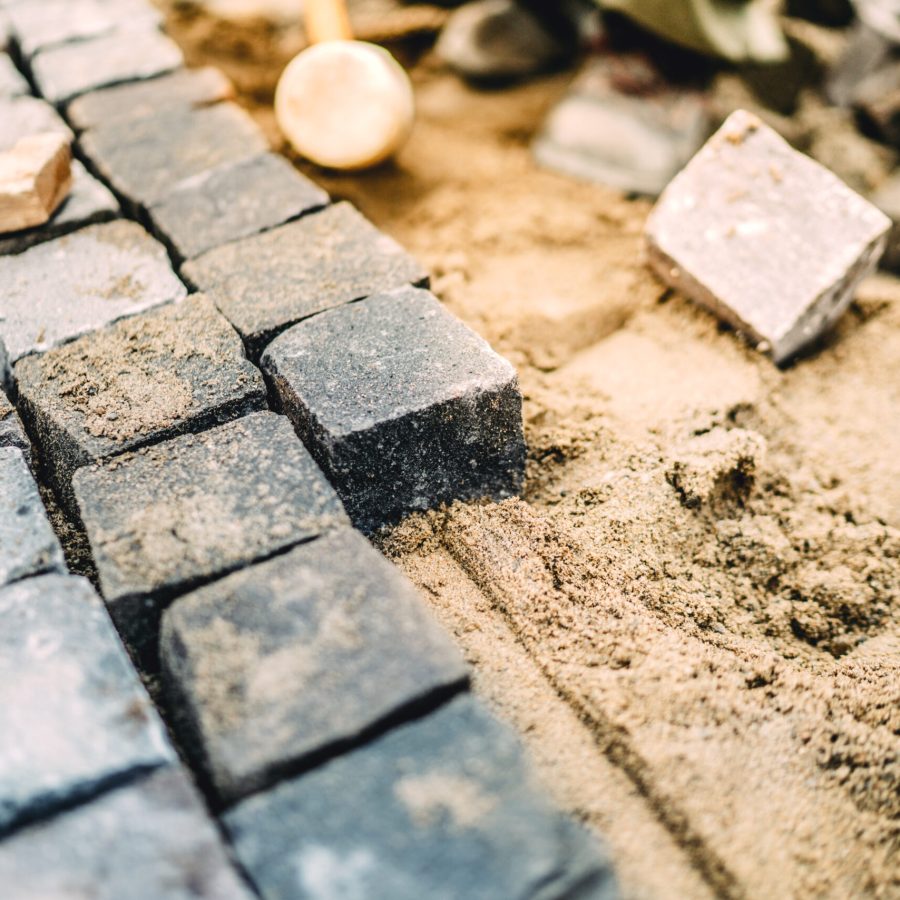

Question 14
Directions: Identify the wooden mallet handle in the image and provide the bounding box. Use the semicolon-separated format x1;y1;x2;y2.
304;0;353;44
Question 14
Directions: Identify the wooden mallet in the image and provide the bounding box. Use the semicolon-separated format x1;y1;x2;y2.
275;0;415;170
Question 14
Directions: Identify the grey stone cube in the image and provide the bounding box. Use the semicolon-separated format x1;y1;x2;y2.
645;109;892;365
68;65;234;132
15;295;267;508
80;102;267;212
0;53;28;98
0;389;30;461
162;527;468;803
0;220;186;381
224;695;617;900
0;447;64;586
0;160;119;255
0;96;72;152
0;573;173;835
262;286;526;533
0;766;254;899
149;152;328;261
183;202;428;358
31;26;183;106
74;411;349;661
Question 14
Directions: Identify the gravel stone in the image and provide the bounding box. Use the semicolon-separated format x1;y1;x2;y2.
0;388;30;461
149;152;328;261
0;53;28;97
183;201;428;358
80;102;267;212
74;411;349;662
224;694;618;900
0;219;186;382
31;26;183;106
0;447;64;586
0;573;174;835
15;294;267;508
162;527;468;803
67;65;234;131
645;109;892;365
0;96;72;152
0;160;118;255
262;286;526;532
0;766;254;899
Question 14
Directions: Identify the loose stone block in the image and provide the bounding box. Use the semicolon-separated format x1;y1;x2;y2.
183;201;428;358
0;160;119;255
68;65;234;131
15;295;267;508
0;447;64;586
262;286;525;533
0;220;186;379
149;152;328;261
0;766;254;899
225;695;617;900
645;110;892;365
162;527;468;802
0;389;30;461
74;411;349;659
0;132;72;233
0;53;28;97
31;26;183;106
0;96;72;152
81;102;268;212
0;573;173;834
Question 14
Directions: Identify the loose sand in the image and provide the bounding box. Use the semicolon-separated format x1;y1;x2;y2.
163;7;898;897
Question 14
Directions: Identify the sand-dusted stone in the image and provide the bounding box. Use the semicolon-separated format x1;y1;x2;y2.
80;102;267;213
0;390;30;461
74;411;349;662
225;694;618;900
15;295;267;509
31;26;183;106
149;152;328;261
183;201;428;358
0;96;72;152
0;160;118;255
0;573;173;835
0;447;64;586
0;220;186;383
645;110;892;365
68;65;234;131
262;286;526;532
0;766;253;900
0;53;28;97
162;528;468;802
0;132;72;233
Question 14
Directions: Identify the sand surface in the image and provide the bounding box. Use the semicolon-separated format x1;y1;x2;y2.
164;7;899;896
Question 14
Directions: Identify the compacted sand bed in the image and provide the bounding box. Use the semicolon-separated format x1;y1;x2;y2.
163;7;899;897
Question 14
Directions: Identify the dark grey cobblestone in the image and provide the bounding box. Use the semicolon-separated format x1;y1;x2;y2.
68;65;234;132
15;294;267;508
74;411;349;659
0;766;254;900
0;389;31;461
31;26;183;106
149;152;328;261
0;95;72;151
162;527;468;803
0;52;28;97
183;201;428;358
0;573;173;834
0;160;118;255
263;286;526;533
0;219;186;384
80;102;267;212
225;694;617;900
0;447;64;586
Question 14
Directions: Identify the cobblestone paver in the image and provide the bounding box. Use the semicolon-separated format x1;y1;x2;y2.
0;53;28;98
0;389;31;460
0;96;71;150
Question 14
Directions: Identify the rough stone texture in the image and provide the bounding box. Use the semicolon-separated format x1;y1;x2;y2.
262;286;526;533
0;573;173;835
0;767;254;899
6;0;161;60
225;695;618;900
74;411;349;660
0;389;30;461
0;96;72;152
31;26;183;106
0;219;186;384
81;102;267;213
872;173;900;271
15;295;267;508
0;447;64;586
0;132;72;233
184;202;428;358
68;65;234;132
162;528;468;803
645;109;892;365
0;53;28;97
0;159;118;255
149;152;328;261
